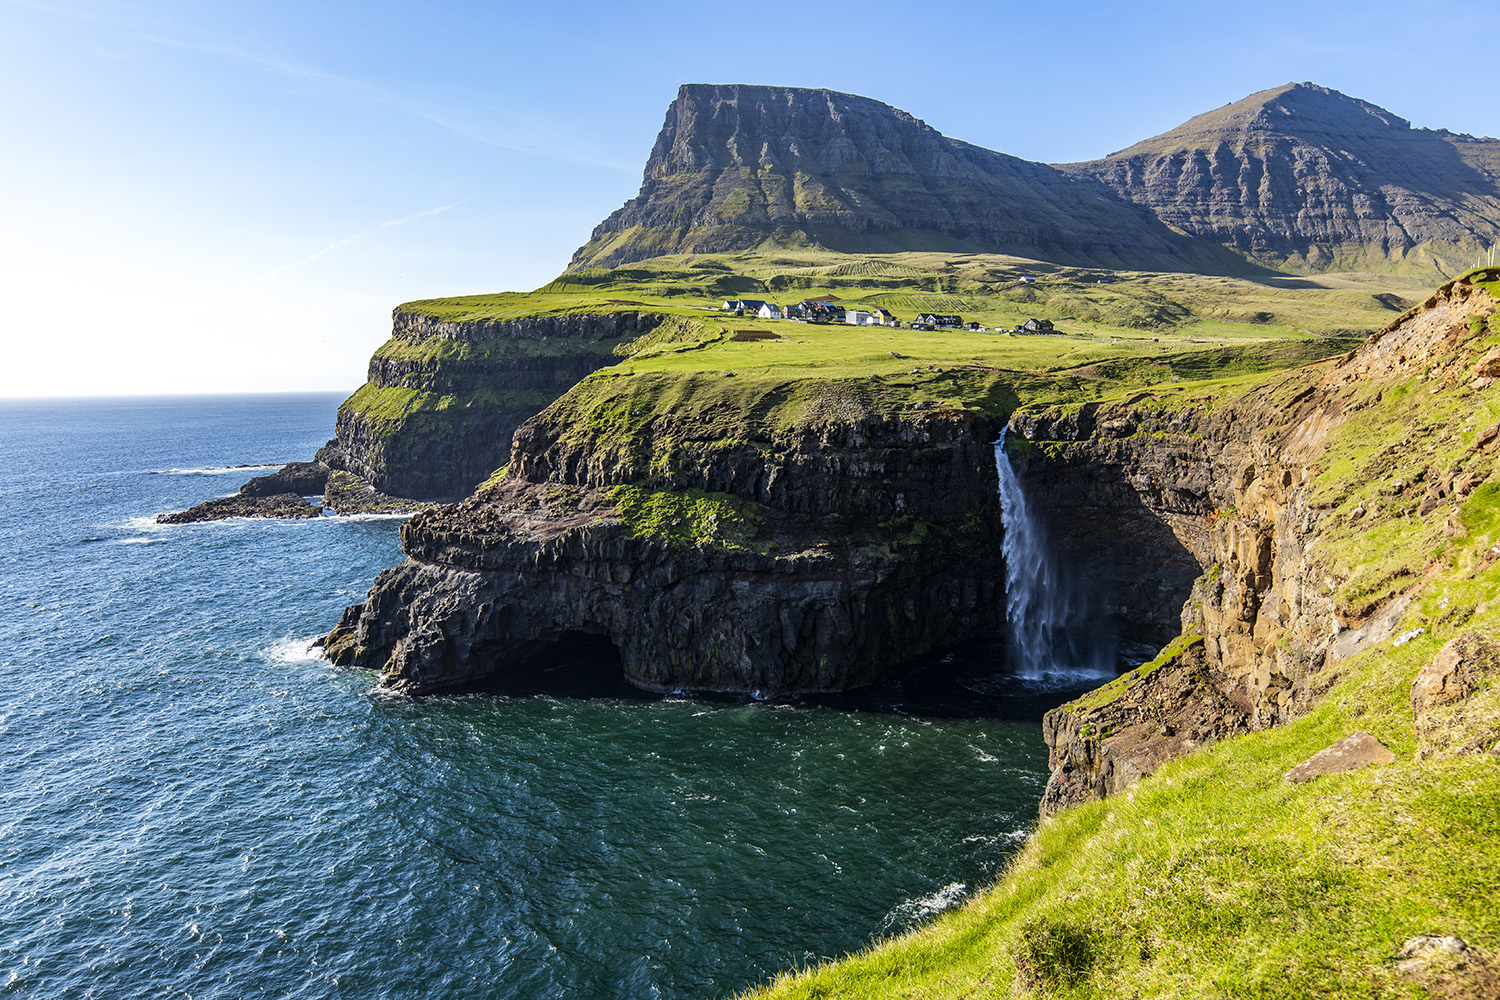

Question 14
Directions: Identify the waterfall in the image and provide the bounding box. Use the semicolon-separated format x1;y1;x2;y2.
995;430;1114;682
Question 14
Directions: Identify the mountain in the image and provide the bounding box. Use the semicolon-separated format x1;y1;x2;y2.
569;84;1235;274
573;82;1500;277
1067;82;1500;275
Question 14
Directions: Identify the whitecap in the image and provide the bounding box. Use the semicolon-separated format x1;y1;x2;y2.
322;511;417;522
154;464;284;476
262;637;327;666
880;882;968;934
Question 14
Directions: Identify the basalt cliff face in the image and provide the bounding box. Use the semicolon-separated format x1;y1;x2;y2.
1033;269;1500;811
574;82;1500;278
570;84;1226;274
1067;82;1500;275
319;310;661;499
322;403;1008;695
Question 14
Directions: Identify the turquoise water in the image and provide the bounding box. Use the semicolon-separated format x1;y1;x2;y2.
0;395;1081;998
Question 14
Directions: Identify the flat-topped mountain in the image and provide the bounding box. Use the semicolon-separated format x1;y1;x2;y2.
574;82;1500;277
1068;82;1500;274
570;83;1232;274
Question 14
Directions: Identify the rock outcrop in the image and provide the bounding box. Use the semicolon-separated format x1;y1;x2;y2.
321;310;665;499
322;406;1007;695
1035;268;1500;810
156;491;323;524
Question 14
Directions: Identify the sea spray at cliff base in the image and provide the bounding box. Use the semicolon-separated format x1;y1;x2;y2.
995;431;1117;684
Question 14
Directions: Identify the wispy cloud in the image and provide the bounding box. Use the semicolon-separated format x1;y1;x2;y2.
139;28;635;172
224;201;468;298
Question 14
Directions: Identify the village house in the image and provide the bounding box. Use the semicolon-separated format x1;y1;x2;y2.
720;298;770;316
871;308;898;326
757;302;783;320
1018;318;1056;335
915;313;963;329
800;299;845;323
844;309;873;325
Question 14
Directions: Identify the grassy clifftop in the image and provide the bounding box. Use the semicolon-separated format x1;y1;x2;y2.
399;248;1421;339
736;272;1500;999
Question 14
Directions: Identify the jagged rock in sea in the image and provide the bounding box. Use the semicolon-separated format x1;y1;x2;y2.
156;492;323;524
1066;82;1500;275
570;83;1228;274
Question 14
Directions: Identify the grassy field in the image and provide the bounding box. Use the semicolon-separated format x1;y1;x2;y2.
398;249;1426;345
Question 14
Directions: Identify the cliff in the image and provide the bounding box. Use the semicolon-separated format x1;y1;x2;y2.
322;389;1008;695
319;308;665;499
570;83;1231;274
1067;82;1500;276
1031;267;1500;811
744;269;1500;1000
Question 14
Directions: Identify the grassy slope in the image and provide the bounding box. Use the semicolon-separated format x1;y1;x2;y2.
398;249;1423;339
366;249;1413;459
737;282;1500;999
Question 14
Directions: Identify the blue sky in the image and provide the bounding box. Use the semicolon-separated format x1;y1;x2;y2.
2;0;1493;396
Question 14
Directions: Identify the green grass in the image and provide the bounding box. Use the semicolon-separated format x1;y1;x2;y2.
394;249;1422;344
743;628;1500;999
607;483;770;553
732;271;1500;1000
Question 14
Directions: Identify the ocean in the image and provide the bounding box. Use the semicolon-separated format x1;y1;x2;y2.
0;393;1085;999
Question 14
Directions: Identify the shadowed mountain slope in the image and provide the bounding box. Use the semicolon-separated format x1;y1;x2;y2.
1066;82;1500;275
573;82;1500;279
570;84;1240;274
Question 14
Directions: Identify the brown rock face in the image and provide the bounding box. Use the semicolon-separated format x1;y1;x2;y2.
1413;633;1500;715
1035;271;1500;810
1068;82;1500;274
1039;638;1251;815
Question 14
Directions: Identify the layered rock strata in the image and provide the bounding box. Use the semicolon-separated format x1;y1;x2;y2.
1068;82;1500;275
1035;269;1500;811
572;83;1227;273
323;408;1007;695
321;310;663;499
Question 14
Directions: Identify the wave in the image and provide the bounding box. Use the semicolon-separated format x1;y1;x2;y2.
152;464;284;476
262;636;328;665
880;882;968;934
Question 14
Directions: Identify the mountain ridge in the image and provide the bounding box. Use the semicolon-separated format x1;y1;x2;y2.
570;83;1240;275
573;82;1500;278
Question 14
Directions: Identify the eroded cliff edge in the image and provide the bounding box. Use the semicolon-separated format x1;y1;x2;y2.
322;382;1008;695
1032;268;1500;811
319;308;666;499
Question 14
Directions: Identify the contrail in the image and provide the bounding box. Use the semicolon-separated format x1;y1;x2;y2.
231;201;468;294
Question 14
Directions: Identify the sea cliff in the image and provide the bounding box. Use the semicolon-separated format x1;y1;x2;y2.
322;397;1007;695
319;308;664;499
1030;268;1500;810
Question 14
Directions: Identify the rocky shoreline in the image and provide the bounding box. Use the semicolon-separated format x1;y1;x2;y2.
156;458;434;523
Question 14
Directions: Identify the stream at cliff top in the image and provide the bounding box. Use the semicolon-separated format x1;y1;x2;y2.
0;395;1107;1000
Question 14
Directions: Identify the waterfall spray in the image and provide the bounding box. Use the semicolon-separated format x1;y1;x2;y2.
995;430;1115;681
